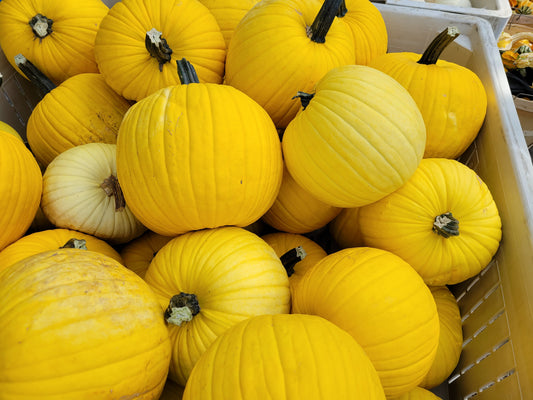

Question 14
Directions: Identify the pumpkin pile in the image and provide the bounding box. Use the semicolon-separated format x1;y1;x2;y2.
0;0;502;399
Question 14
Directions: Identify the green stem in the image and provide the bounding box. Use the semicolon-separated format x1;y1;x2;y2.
14;54;56;96
308;0;344;43
60;238;88;250
293;91;315;110
418;26;460;65
280;246;307;277
165;292;201;326
177;58;200;84
100;175;126;212
29;13;53;40
432;212;460;238
145;28;173;72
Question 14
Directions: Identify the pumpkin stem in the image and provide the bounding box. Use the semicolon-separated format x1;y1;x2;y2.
29;13;53;40
308;0;344;43
418;26;460;65
145;28;173;72
0;72;3;87
293;91;315;109
100;175;126;212
165;292;201;326
14;54;56;96
177;58;200;84
432;212;460;238
60;238;88;250
280;246;307;277
336;0;348;17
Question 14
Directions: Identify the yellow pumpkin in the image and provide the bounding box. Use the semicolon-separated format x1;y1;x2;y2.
0;249;171;399
368;26;487;159
0;228;123;275
393;387;443;400
120;230;174;278
0;0;108;84
94;0;226;101
282;64;426;208
225;0;355;128
262;164;342;234
0;120;23;141
183;314;386;400
116;60;283;236
328;207;364;249
41;143;146;244
0;131;42;252
358;158;502;286
144;226;290;386
292;247;440;399
26;73;132;167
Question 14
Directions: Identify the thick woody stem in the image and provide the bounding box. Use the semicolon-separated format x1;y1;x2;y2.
308;0;344;43
280;246;307;277
165;292;201;326
418;26;460;65
145;28;173;72
432;212;460;238
100;175;126;212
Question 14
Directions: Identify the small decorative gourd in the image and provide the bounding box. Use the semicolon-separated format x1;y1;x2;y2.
120;230;174;278
183;314;386;400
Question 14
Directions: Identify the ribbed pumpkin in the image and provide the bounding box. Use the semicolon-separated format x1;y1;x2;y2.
144;227;290;386
26;73;132;167
120;230;174;278
0;229;123;275
116;60;283;236
225;0;355;128
183;314;386;400
0;131;42;252
94;0;226;102
0;0;108;84
0;120;23;141
328;207;364;248
282;64;426;208
292;247;440;398
394;387;443;400
261;232;327;298
41;143;146;244
358;158;502;285
368;27;487;159
420;286;463;389
262;165;342;234
0;248;171;399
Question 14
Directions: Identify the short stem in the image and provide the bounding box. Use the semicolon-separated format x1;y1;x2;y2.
280;246;307;277
336;0;348;17
100;175;126;212
165;292;201;326
14;54;56;96
432;212;460;238
292;91;315;110
308;0;344;43
177;58;200;84
145;28;173;72
60;238;88;250
418;26;460;65
29;13;53;40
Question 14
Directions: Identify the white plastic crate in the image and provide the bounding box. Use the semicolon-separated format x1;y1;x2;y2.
380;0;512;39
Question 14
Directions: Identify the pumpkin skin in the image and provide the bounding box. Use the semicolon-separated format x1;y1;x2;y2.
282;64;426;208
41;143;146;244
116;83;283;236
225;0;355;128
0;248;171;399
358;158;502;286
26;73;132;167
94;0;226;101
328;207;364;249
262;165;342;234
420;286;463;389
292;247;440;399
0;0;108;85
368;27;487;159
0;120;23;141
394;387;443;400
144;226;290;386
0;131;42;252
120;230;174;278
0;228;123;275
183;314;386;400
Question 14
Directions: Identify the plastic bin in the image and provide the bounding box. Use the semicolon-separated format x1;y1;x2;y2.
380;0;512;39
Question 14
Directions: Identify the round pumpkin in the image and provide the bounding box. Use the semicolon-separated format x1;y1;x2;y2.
94;0;226;101
0;228;123;275
116;62;283;236
183;314;386;400
120;230;174;278
0;0;108;84
368;26;487;159
144;226;290;386
328;207;364;249
225;0;355;128
394;387;443;400
262;164;342;234
358;158;502;285
41;143;146;244
282;64;426;208
0;131;42;252
420;286;463;389
0;120;23;141
292;247;440;398
0;248;171;399
26;73;132;167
